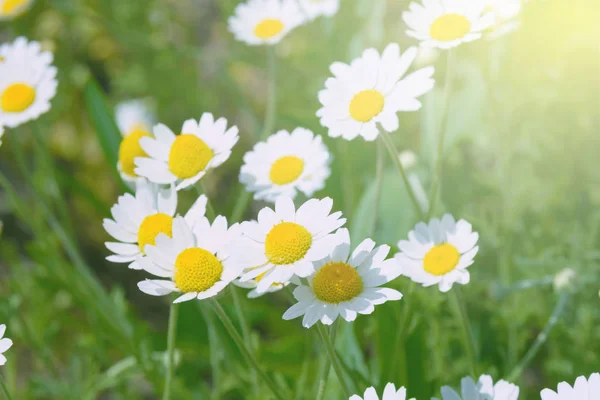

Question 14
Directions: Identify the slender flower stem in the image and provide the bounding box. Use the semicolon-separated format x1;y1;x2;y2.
379;131;425;220
315;323;352;398
427;49;455;219
391;281;415;384
369;139;385;236
230;286;258;395
315;321;340;400
507;293;569;382
163;300;180;400
231;46;277;223
0;376;13;400
211;299;287;400
198;182;217;219
450;288;478;378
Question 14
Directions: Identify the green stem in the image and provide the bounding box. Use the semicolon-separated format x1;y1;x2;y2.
197;183;217;220
230;286;258;396
195;303;222;399
162;300;180;400
507;293;569;382
315;323;351;398
379;131;425;220
0;376;13;400
211;299;287;400
450;288;478;378
368;139;385;237
392;281;415;384
315;321;339;400
337;140;355;216
427;49;455;219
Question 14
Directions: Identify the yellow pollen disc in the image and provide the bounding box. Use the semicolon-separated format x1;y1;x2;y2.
174;247;223;293
429;14;471;42
2;0;28;13
254;19;284;39
312;261;363;304
118;128;151;177
1;83;36;113
137;213;173;252
349;90;384;122
269;155;304;185
168;134;214;179
265;222;312;265
423;243;460;276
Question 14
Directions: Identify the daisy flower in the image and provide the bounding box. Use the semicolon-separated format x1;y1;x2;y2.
435;375;519;400
486;0;524;39
239;127;331;203
115;99;155;184
135;113;239;191
351;383;414;400
228;0;305;46
0;36;52;66
0;324;13;366
317;43;435;141
541;373;600;400
103;181;207;270
138;215;242;303
0;0;33;20
236;196;346;294
402;0;495;49
282;228;402;328
297;0;339;21
233;272;290;298
395;214;479;293
0;39;57;128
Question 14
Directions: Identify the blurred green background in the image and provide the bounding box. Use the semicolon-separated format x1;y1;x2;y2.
0;0;599;398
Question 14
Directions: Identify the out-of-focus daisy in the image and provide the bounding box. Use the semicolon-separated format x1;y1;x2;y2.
0;324;13;366
541;373;600;400
135;113;239;191
283;228;402;328
103;181;207;270
115;100;155;184
402;0;494;49
395;214;479;293
435;375;519;400
0;39;57;128
138;215;242;303
239;127;331;203
0;36;52;65
351;383;414;400
297;0;339;21
228;0;304;46
317;43;435;141
486;0;524;39
236;196;346;294
233;272;289;298
0;0;33;20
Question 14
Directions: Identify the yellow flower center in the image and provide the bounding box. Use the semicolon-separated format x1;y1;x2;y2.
1;0;28;14
265;222;312;265
174;247;223;293
349;90;384;122
1;83;36;113
423;243;460;276
430;14;472;42
137;213;173;252
312;261;363;303
118;127;151;177
254;19;285;39
168;134;214;179
269;155;304;185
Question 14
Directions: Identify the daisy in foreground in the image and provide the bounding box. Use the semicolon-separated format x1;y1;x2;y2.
541;373;600;400
434;375;519;400
0;0;33;20
103;181;207;270
283;228;402;328
0;36;52;65
395;214;479;292
297;0;339;21
317;43;434;141
115;99;155;184
239;127;331;203
402;0;494;49
236;196;346;294
138;216;242;303
0;38;57;128
0;324;13;366
351;383;414;400
135;113;239;190
228;0;304;46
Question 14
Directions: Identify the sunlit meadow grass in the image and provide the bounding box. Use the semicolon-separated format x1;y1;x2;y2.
0;0;599;399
